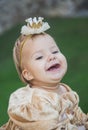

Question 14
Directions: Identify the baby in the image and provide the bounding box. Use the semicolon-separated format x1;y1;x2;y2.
0;17;88;130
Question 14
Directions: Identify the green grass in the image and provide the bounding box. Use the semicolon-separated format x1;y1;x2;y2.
0;17;88;126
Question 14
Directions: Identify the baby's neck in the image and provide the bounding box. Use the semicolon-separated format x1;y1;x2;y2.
30;81;60;93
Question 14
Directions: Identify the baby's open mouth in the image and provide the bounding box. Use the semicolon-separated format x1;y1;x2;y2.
47;63;60;71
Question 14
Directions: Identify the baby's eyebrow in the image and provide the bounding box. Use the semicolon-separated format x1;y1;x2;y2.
31;50;43;58
50;45;59;50
33;50;43;54
32;45;59;58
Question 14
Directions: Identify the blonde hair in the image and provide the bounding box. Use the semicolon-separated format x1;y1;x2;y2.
13;33;45;84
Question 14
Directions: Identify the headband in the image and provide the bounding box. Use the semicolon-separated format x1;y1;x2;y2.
20;17;50;67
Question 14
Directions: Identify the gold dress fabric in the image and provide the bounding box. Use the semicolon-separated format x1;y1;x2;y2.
0;83;88;130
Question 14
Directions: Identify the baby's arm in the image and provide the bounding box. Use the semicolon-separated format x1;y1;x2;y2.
72;106;88;129
7;89;60;130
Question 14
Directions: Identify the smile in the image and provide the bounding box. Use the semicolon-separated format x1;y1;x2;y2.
46;63;61;72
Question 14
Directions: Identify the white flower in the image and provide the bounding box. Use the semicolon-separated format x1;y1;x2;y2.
21;17;50;35
25;18;32;26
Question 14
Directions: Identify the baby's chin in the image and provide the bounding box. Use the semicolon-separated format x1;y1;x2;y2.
47;70;66;82
47;77;63;84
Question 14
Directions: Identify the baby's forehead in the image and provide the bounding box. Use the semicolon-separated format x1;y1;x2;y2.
24;34;59;52
32;34;57;45
22;34;60;58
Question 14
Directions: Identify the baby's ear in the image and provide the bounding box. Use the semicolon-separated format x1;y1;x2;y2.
22;69;34;81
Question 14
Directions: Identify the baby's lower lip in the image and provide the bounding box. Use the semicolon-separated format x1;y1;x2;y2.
48;68;60;74
46;64;61;73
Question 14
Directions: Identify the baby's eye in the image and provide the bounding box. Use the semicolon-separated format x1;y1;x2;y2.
52;50;59;54
35;56;43;60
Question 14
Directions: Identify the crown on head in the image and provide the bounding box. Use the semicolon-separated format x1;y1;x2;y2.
21;17;50;35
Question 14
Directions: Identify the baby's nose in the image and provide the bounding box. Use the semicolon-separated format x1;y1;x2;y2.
47;53;56;61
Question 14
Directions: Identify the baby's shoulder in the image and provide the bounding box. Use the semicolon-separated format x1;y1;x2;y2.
8;85;60;109
9;85;34;104
59;83;72;92
60;83;79;103
10;85;30;97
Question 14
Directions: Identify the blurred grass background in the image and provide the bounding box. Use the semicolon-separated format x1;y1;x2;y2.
0;17;88;126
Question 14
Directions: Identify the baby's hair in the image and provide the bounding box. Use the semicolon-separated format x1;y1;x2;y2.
13;33;46;83
13;35;28;83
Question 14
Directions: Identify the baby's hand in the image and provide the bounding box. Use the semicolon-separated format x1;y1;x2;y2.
56;121;77;130
78;125;86;130
84;121;88;129
84;113;88;129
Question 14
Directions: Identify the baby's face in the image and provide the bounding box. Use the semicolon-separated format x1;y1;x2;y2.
22;34;67;85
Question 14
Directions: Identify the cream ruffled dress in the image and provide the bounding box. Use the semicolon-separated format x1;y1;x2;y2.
0;83;88;130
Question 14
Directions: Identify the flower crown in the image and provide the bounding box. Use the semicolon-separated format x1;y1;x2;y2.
21;17;50;35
